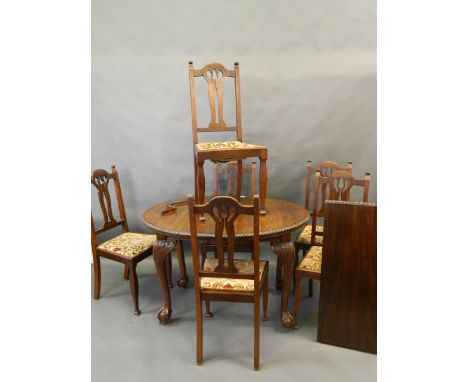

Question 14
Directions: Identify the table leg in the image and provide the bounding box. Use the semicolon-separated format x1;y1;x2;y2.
175;240;188;288
271;235;296;329
275;256;283;291
153;239;176;324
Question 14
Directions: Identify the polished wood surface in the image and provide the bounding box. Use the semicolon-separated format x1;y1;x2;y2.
189;195;268;370
317;200;377;354
142;198;309;240
143;197;308;328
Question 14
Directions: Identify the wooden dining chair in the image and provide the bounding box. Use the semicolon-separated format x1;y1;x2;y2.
293;170;371;326
189;61;268;213
295;160;353;252
91;166;176;315
188;194;269;370
291;161;352;293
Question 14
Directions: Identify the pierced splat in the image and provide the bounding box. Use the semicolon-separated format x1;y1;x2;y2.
329;172;353;201
209;202;239;273
91;169;116;228
328;171;370;203
191;196;258;275
306;161;352;216
202;63;229;129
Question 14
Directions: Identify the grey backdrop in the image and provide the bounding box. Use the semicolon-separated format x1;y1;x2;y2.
92;0;376;231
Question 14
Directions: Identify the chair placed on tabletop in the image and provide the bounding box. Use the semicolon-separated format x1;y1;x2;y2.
189;61;268;213
91;166;176;315
292;160;352;294
293;169;371;326
188;194;269;370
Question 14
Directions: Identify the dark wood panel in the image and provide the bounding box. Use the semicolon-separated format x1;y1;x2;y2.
317;201;377;354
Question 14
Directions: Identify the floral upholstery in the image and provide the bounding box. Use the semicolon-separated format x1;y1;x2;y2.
196;140;263;151
97;232;156;258
297;246;323;273
295;224;324;245
200;258;267;291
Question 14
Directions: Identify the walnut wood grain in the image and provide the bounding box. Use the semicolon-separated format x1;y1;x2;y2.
142;198;308;239
317;201;377;354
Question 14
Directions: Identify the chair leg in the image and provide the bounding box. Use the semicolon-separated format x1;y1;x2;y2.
197;161;205;204
175;240;188;288
196;295;203;365
236;159;242;200
194;155;199;202
262;273;269;321
259;157;267;212
205;300;213;317
197;160;206;221
308;279;313;297
201;245;207;265
294;273;302;327
254;294;260;371
124;264;130;280
93;255;101;300
128;263;140;315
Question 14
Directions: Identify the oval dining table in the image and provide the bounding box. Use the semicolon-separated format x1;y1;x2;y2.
141;197;309;328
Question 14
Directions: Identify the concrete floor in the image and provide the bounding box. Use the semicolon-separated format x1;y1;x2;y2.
92;246;376;382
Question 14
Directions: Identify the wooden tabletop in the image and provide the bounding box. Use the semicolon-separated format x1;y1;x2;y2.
142;197;309;239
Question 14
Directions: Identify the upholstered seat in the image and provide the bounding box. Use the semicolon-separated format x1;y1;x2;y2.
200;258;267;291
297;246;323;273
97;232;156;258
295;224;324;245
195;140;265;152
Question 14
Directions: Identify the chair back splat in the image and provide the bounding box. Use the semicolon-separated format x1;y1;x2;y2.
189;62;242;143
328;171;370;203
189;195;260;281
91;166;129;235
304;160;353;211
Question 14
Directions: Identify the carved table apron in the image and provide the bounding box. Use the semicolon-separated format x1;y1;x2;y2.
142;197;308;328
